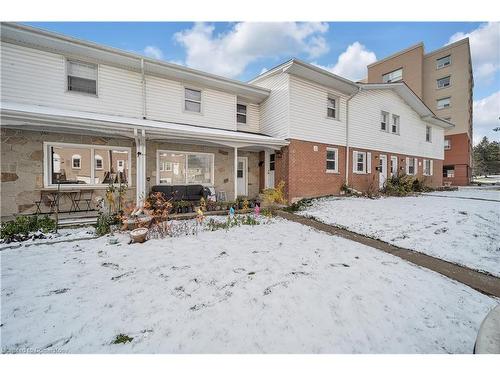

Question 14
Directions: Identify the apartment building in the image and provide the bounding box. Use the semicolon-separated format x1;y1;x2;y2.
366;39;473;185
1;23;451;217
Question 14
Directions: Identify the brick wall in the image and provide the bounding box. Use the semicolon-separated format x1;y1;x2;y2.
444;132;471;186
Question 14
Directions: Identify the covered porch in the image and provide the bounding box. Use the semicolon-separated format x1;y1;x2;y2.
0;102;288;217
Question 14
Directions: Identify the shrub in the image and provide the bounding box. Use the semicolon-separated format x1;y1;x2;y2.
382;174;432;196
0;215;56;242
263;180;287;205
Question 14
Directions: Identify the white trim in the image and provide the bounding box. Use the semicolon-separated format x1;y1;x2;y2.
353;150;367;174
326;95;339;120
94;154;103;170
237;156;248;196
183;86;203;114
390;155;398;177
156;149;215;186
326;147;339;173
71;154;82;169
43;141;132;188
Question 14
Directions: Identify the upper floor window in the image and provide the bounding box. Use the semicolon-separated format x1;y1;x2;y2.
237;104;247;124
444;138;451;150
436;55;451;69
327;96;337;119
72;154;82;169
437;76;451;89
426;126;432;142
382;68;403;83
67;59;97;95
437;97;451;109
326;148;338;173
95;155;103;170
184;88;202;113
391;114;400;134
380;111;389;131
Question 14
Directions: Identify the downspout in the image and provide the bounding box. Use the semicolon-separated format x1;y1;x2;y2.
345;87;361;185
141;58;147;119
134;128;147;207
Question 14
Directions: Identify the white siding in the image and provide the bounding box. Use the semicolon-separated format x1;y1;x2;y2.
253;73;290;138
146;75;237;131
349;89;444;159
237;102;260;133
289;76;347;145
1;42;143;118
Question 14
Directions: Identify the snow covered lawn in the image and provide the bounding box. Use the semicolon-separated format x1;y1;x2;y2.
423;186;500;201
1;218;496;353
298;190;500;276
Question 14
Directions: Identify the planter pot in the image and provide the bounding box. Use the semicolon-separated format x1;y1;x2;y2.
130;227;148;243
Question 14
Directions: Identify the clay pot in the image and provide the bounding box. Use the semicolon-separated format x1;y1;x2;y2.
130;227;148;243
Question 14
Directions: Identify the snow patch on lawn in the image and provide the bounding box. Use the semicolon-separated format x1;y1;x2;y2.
1;218;496;353
298;194;500;276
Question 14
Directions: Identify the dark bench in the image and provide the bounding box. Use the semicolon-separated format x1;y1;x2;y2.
151;185;210;202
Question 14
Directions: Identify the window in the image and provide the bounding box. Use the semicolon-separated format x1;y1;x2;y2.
237;104;247;124
382;68;403;83
327;97;337;119
157;151;214;185
437;76;451;89
443;166;455;178
407;157;416;175
184;88;202;113
269;153;275;171
426;126;432;142
355;151;366;173
444;138;451;150
380;111;389;131
423;159;433;176
46;143;130;186
437;97;451;109
72;155;81;169
326;148;338;173
95;155;103;170
436;55;451;69
391;114;400;134
67;59;97;95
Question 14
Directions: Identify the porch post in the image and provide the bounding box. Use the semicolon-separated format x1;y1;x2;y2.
134;129;147;207
234;146;238;201
264;149;270;189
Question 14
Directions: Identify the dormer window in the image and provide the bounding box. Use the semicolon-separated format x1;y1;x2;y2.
184;88;202;113
237;104;247;124
67;59;97;95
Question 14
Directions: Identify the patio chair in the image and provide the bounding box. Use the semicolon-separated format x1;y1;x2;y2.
73;190;94;212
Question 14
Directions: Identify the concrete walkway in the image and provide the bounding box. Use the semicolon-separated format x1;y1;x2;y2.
277;210;500;298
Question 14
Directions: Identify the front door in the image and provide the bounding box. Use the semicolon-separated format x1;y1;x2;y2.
390;156;398;177
379;154;388;189
237;157;248;196
268;153;275;188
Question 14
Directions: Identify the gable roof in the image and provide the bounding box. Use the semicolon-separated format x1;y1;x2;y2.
358;82;454;129
0;22;270;104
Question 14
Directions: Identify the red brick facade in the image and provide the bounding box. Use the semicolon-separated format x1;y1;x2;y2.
443;132;472;186
262;139;444;202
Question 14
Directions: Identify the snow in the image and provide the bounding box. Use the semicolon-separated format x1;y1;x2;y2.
298;191;500;276
423;186;500;201
1;217;497;353
0;227;96;250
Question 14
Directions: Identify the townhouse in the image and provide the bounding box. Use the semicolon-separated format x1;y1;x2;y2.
0;23;453;218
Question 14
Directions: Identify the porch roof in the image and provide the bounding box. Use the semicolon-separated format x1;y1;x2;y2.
1;101;289;150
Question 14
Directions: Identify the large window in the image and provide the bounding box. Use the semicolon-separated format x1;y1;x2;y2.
327;96;337;119
437;76;451;89
443;166;455;178
382;68;403;83
437;97;451;109
436;55;451;69
67;59;97;95
326;148;338;173
184;88;202;113
157;151;214;185
237;104;247;124
45;143;130;186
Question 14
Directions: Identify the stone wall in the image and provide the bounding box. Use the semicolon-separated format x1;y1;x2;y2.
1;128;136;218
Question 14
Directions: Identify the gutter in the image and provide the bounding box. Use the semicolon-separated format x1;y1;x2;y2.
345;86;362;185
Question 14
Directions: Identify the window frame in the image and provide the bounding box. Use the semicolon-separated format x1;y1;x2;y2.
94;154;104;170
444;138;451;150
326;147;339;173
437;97;451;110
156;149;215;186
183;87;203;114
436;76;451;89
65;58;98;97
72;154;82;170
436;55;451;69
326;95;338;120
391;114;400;134
43;142;132;188
423;159;433;176
382;68;403;83
236;103;247;124
354;151;367;174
